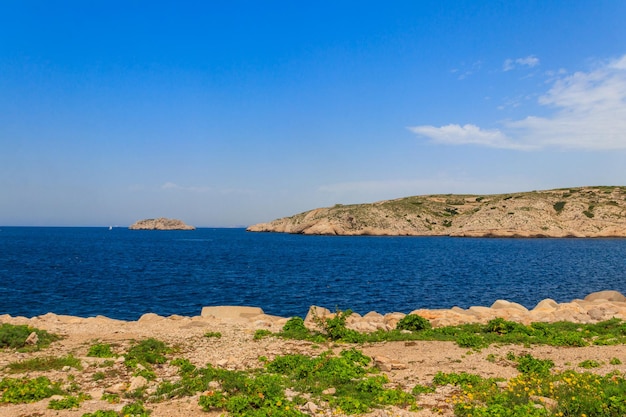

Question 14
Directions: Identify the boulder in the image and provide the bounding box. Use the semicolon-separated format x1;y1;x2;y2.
532;299;558;312
491;300;529;312
25;331;39;345
584;290;626;303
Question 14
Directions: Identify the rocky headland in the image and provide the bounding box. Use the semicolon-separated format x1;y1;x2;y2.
247;186;626;237
1;290;626;416
129;217;195;230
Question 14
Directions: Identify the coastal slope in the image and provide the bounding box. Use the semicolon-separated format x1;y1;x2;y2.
129;217;195;230
247;186;626;237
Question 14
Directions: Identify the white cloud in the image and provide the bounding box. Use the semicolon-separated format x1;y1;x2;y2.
409;124;531;150
161;182;212;193
503;55;540;71
411;54;626;150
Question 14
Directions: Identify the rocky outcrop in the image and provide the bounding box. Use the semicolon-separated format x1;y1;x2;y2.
129;217;195;230
299;290;626;330
247;186;626;237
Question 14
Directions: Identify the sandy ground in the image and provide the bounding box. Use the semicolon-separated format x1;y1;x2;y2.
1;313;625;417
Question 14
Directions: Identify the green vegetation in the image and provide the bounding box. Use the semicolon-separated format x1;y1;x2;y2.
204;331;222;338
553;201;566;214
82;411;119;417
82;402;150;417
48;393;90;410
443;363;626;416
154;348;417;416
579;359;602;369
274;313;626;350
3;303;626;416
396;313;432;331
124;338;170;369
253;329;273;340
5;354;82;373
0;376;64;403
87;342;117;358
0;323;60;351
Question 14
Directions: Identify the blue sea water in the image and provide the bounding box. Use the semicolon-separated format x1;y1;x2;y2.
1;227;625;321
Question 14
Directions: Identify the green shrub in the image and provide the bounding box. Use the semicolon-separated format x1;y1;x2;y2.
204;331;222;339
578;359;601;369
0;323;60;350
88;343;116;358
0;376;64;403
432;371;484;388
253;329;273;340
396;314;432;331
281;317;309;337
82;411;119;417
411;384;435;395
485;318;520;335
48;393;89;409
125;338;169;368
553;201;566;214
456;332;484;349
120;401;151;416
516;354;554;377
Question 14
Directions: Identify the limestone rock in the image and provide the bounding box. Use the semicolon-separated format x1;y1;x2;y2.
129;217;195;230
200;306;264;319
129;376;148;391
532;299;559;312
491;300;529;312
584;290;626;302
25;331;38;345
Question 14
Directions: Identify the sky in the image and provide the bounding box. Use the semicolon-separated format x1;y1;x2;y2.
1;1;626;227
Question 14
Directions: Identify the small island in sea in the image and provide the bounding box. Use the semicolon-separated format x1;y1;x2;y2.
129;217;195;230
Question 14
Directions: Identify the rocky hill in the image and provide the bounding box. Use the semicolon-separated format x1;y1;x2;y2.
247;186;626;237
129;217;195;230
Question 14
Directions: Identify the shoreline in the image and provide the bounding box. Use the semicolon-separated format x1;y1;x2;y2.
3;290;625;331
2;290;626;417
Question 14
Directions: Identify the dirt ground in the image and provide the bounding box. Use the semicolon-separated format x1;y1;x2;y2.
1;313;625;417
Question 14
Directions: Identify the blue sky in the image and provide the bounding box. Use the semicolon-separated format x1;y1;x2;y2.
1;1;626;227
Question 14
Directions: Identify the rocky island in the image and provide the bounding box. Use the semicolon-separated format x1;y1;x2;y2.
247;186;626;237
129;217;195;230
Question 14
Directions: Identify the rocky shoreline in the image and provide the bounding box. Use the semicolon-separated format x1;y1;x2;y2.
3;290;625;334
2;290;626;417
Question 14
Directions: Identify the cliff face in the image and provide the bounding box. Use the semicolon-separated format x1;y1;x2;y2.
247;186;626;237
129;218;195;230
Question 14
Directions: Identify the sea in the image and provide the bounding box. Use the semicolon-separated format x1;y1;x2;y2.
1;227;625;321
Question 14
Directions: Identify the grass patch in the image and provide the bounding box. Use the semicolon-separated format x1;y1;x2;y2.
5;354;83;373
87;342;117;358
0;323;60;351
274;313;626;351
0;376;64;403
125;338;170;369
83;402;150;417
48;393;90;409
152;349;419;416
